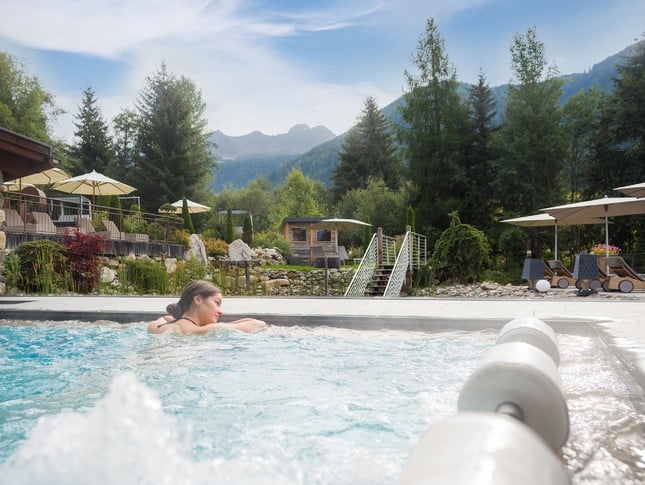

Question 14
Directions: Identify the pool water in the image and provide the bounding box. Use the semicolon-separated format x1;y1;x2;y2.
0;320;643;484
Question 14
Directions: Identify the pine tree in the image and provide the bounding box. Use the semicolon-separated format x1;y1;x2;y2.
132;63;215;213
332;97;400;201
396;18;468;233
69;86;115;175
462;71;497;229
492;27;566;214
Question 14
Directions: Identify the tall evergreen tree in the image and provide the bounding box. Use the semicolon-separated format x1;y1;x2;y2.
112;108;139;177
332;127;364;201
132;63;215;213
492;27;566;215
562;88;603;202
396;18;468;233
69;86;115;175
332;97;399;201
462;71;497;229
583;39;645;254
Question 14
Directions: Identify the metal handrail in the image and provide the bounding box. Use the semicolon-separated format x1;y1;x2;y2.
410;231;427;269
344;233;378;297
383;231;411;297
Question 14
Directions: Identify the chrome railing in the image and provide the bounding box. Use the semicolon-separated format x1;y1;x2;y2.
410;230;427;269
344;233;378;297
383;231;411;297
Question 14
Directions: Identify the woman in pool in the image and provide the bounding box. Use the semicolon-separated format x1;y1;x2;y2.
147;280;266;335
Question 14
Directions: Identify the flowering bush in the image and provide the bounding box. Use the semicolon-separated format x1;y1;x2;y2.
590;243;621;255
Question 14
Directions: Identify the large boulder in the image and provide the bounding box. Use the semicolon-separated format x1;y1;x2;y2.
228;239;255;261
185;234;208;263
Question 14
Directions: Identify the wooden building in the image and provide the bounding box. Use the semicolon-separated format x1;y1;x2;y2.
282;217;338;264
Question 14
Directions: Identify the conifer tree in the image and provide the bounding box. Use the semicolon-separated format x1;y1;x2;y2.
397;18;468;233
462;71;497;229
132;63;215;212
332;97;399;201
492;27;566;214
69;86;115;175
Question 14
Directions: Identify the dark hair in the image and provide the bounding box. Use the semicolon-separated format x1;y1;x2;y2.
166;280;222;319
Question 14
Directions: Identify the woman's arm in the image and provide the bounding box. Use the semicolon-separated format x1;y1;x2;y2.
147;315;174;333
179;318;267;335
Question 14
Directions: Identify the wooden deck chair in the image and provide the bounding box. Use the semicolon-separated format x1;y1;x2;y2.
29;211;66;235
74;216;95;234
601;256;645;293
338;245;350;265
546;260;577;289
2;208;32;232
101;219;126;240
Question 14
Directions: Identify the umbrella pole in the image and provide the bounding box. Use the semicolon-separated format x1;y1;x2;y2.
605;213;610;275
554;222;558;261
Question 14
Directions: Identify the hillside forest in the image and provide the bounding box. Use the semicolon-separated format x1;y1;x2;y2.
1;19;644;283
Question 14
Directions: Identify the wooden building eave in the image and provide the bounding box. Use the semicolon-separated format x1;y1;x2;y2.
0;126;59;182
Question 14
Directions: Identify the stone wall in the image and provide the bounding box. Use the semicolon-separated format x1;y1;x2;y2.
216;266;355;296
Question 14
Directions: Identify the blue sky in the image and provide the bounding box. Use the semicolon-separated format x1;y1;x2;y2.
1;0;642;142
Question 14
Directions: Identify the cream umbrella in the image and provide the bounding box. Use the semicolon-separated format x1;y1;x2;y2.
541;196;645;264
2;167;70;191
615;182;645;198
310;217;372;254
309;217;372;232
53;170;136;206
161;198;211;214
501;213;606;260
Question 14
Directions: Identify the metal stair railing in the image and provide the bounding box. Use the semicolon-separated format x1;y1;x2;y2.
383;231;411;297
344;233;378;297
410;231;427;269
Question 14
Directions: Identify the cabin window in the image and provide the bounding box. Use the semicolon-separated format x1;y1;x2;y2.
291;228;307;242
316;229;332;242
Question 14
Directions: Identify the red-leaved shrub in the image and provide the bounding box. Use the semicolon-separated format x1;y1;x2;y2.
64;230;107;293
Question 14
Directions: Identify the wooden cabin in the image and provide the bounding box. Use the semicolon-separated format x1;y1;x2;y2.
282;217;338;265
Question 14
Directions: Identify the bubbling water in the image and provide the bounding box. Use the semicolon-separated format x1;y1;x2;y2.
0;321;643;484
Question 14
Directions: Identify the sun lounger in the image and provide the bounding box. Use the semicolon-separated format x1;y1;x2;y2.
312;245;340;268
338;245;350;265
101;219;149;242
599;256;645;293
29;211;67;235
2;208;36;232
542;260;576;288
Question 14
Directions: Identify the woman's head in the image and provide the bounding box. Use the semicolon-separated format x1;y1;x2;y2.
166;280;223;321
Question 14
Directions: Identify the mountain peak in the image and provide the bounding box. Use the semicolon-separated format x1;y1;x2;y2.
211;124;336;160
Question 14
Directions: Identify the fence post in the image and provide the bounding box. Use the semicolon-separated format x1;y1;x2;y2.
377;227;383;266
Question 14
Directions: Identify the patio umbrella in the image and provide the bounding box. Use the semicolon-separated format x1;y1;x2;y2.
160;199;211;214
501;213;606;260
2;167;70;192
309;217;372;232
309;217;372;252
615;182;645;198
540;195;645;262
53;169;136;206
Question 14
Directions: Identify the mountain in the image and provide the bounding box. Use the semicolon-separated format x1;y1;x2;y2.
211;123;336;160
211;41;640;191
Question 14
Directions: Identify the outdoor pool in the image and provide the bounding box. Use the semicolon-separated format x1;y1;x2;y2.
0;320;643;484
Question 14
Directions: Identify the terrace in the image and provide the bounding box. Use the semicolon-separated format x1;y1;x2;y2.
1;188;186;258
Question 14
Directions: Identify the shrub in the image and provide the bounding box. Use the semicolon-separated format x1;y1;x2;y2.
124;205;146;233
202;236;229;258
123;258;168;295
64;231;107;294
253;231;291;257
431;212;491;284
12;240;67;293
169;257;208;293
